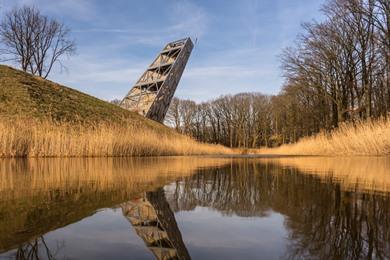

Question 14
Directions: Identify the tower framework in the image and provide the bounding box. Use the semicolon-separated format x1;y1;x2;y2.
120;38;193;123
121;189;190;260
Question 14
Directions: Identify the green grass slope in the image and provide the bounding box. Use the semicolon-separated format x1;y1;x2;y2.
0;65;160;128
0;65;231;157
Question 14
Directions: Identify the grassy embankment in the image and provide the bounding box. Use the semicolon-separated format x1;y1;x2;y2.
0;65;231;157
260;118;390;156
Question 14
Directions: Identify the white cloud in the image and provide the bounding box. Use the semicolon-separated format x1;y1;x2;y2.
0;0;324;103
184;66;267;78
239;0;263;46
169;0;209;39
70;0;209;48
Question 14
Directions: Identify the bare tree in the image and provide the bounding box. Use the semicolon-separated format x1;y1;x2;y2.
0;6;38;71
165;0;389;149
0;6;75;78
110;99;122;105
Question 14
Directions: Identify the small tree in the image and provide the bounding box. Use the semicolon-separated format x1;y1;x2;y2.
0;6;75;78
110;99;122;105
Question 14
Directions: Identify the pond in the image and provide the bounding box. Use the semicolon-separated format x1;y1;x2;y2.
0;156;389;259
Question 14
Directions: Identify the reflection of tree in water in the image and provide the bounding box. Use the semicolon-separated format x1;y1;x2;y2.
13;237;63;260
122;188;190;260
166;162;390;259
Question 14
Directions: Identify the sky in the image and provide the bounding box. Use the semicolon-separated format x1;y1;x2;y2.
0;0;325;102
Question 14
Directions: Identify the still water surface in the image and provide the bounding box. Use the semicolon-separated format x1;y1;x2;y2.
0;156;389;259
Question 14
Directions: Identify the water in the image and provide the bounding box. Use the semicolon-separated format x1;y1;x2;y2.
0;156;389;259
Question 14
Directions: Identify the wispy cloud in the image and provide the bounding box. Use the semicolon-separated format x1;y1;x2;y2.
169;0;209;39
71;0;209;47
0;0;324;102
185;66;265;78
239;0;263;46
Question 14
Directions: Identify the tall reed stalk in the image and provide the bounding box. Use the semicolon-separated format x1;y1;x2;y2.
0;119;232;157
260;118;390;156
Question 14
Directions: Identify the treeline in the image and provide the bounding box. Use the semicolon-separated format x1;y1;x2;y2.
166;0;389;148
166;94;289;148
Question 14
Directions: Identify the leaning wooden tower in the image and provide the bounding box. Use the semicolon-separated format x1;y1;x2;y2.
120;38;194;123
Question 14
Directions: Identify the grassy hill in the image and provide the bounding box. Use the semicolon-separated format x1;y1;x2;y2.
0;65;156;127
0;65;230;157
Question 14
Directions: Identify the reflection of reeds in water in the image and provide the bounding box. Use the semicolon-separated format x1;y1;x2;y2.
0;157;231;252
0;157;231;199
262;156;390;194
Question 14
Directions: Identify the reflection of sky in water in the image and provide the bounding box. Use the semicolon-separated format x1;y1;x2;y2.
1;209;155;260
176;207;287;259
43;209;154;260
1;206;287;260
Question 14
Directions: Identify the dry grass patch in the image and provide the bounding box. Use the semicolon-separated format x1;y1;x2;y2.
260;118;390;156
0;119;232;157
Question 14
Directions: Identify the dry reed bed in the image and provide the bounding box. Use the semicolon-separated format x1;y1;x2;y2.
260;118;390;156
0;120;232;157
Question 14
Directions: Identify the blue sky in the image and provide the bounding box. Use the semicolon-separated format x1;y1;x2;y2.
1;0;324;102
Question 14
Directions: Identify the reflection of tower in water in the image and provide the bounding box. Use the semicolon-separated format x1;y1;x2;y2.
121;188;190;260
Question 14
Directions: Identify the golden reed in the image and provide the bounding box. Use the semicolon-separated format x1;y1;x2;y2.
0;119;232;157
260;118;390;156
